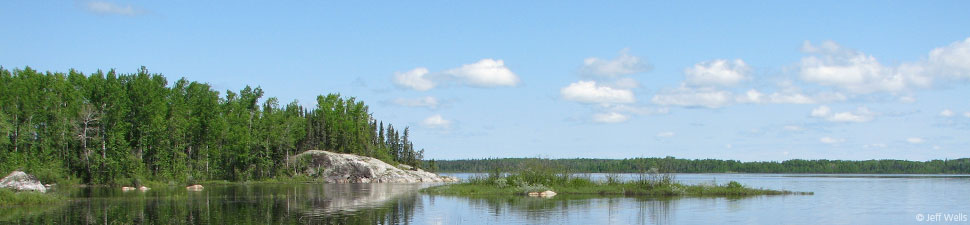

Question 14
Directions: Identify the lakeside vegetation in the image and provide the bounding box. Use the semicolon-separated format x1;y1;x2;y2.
423;170;809;197
423;161;811;197
0;189;65;206
433;157;970;174
0;66;429;186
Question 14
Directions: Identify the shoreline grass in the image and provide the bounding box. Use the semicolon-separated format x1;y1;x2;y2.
422;170;812;197
0;189;66;206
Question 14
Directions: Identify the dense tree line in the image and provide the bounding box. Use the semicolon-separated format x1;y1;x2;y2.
435;157;970;174
0;66;425;184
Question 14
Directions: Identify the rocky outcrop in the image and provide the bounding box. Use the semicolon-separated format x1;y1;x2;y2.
527;190;557;198
288;150;459;183
0;171;47;193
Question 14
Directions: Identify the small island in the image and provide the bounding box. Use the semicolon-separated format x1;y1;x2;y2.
422;169;811;197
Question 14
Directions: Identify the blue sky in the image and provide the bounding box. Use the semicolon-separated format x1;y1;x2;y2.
2;1;969;161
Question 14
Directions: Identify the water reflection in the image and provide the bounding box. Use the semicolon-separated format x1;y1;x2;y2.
4;174;966;224
1;183;427;224
447;195;682;225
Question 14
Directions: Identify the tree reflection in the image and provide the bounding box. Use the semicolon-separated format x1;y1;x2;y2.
2;183;425;225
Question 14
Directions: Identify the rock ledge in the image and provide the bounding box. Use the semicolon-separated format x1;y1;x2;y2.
289;150;458;183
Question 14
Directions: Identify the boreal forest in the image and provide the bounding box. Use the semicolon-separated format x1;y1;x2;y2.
0;66;427;184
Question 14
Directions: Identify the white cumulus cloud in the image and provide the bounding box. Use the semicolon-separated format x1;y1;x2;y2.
592;112;629;123
445;59;520;87
392;96;439;109
394;59;520;91
685;59;750;87
927;37;970;79
393;68;434;91
561;81;635;104
421;114;452;129
581;49;649;77
906;137;925;144
799;41;928;93
810;105;874;123
799;38;970;94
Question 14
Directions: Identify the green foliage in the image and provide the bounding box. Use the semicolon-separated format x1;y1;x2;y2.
424;161;811;196
0;189;65;206
436;157;970;174
0;66;429;184
424;170;810;196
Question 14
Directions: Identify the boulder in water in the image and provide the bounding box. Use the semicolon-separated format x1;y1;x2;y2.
186;184;204;191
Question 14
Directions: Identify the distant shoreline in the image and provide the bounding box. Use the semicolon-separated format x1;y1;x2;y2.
432;157;970;174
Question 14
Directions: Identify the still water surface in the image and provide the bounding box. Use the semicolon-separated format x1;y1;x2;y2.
2;173;968;224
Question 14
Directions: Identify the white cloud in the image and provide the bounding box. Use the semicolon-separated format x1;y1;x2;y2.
656;131;676;138
393;68;434;91
799;41;932;93
735;89;846;104
445;59;520;87
799;38;970;94
964;112;970;118
394;59;520;91
651;87;732;108
933;145;942;150
592;112;629;123
927;37;970;79
84;1;142;16
940;109;955;117
581;49;648;77
724;144;733;149
820;137;845;144
811;105;832;117
810;105;874;123
685;59;750;87
906;137;925;144
783;125;804;131
561;81;635;104
392;96;439;109
421;114;452;129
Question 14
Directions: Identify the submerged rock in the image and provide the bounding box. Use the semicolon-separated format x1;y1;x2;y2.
186;184;204;191
0;171;47;193
288;150;459;183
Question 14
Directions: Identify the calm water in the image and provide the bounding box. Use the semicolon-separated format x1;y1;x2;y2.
2;173;968;224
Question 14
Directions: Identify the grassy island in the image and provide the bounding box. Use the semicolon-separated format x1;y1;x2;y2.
422;169;812;197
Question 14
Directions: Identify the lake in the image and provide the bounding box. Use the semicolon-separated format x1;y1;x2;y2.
1;173;968;224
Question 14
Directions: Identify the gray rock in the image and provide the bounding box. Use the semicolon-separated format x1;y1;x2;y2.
289;150;459;183
0;171;47;193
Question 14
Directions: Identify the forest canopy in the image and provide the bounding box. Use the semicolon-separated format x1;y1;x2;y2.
0;66;426;184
